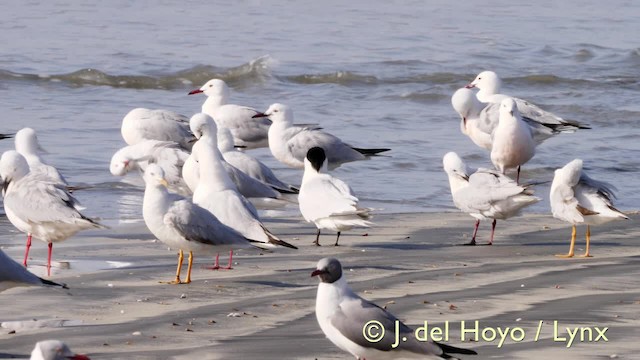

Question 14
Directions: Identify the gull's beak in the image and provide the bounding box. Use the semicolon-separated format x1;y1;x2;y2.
188;89;203;95
464;83;475;89
158;178;169;187
461;174;470;181
462;117;467;127
311;269;327;277
252;112;268;118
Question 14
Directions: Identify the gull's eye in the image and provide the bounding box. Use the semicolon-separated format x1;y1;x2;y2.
209;84;213;87
273;109;279;113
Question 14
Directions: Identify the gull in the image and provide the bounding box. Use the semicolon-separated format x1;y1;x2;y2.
30;340;90;360
142;164;261;283
121;108;196;150
0;249;68;292
451;87;588;150
313;257;477;360
443;152;540;246
110;140;191;195
190;114;297;253
0;150;106;276
490;98;536;183
15;127;68;186
550;159;628;258
299;147;372;246
188;78;271;149
182;114;288;201
465;70;589;132
217;126;299;194
253;103;390;170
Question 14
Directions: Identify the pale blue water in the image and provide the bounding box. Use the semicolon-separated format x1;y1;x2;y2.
0;0;639;226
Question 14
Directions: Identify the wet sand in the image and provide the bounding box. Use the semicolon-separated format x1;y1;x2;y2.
1;211;639;359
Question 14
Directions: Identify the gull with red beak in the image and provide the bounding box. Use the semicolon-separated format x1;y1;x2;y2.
0;150;106;276
253;103;390;170
188;79;271;149
29;340;90;360
312;257;477;359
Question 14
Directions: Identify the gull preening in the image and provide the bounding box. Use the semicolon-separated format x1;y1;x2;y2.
29;340;90;360
254;103;390;170
313;257;477;360
443;152;540;245
142;164;259;284
465;70;589;133
110;140;191;196
0;150;106;276
121;108;196;150
299;147;372;246
188;78;271;149
490;98;536;183
189;114;297;251
0;249;68;292
15;127;68;186
550;159;628;258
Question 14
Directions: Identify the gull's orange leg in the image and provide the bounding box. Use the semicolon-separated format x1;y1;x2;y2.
580;225;593;258
160;249;183;284
184;251;193;284
556;224;576;258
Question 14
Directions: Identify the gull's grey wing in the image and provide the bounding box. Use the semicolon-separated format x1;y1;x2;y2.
578;173;618;202
286;128;363;165
330;293;446;355
222;162;279;201
4;176;88;224
164;199;254;248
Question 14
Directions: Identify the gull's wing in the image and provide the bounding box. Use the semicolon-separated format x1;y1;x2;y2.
299;174;360;221
164;199;254;248
4;176;90;224
286;128;362;165
329;292;447;355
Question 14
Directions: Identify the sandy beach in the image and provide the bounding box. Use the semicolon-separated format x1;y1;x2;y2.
1;210;639;359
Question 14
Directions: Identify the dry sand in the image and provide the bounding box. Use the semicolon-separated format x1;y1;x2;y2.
1;211;639;359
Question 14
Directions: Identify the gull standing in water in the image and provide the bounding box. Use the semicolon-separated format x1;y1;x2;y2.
313;257;477;359
188;79;271;149
120;108;196;151
490;98;536;183
254;103;390;170
29;340;90;360
217;127;299;194
299;147;372;246
550;159;628;258
443;152;540;245
189;114;296;267
0;151;105;276
466;70;590;132
15;127;68;186
142;164;262;283
0;249;68;292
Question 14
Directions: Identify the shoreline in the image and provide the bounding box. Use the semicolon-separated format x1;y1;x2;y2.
1;211;639;359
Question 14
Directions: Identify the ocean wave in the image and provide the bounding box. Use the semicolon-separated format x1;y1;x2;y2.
0;55;275;90
0;56;631;91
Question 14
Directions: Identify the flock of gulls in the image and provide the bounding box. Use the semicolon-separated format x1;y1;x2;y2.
0;71;630;359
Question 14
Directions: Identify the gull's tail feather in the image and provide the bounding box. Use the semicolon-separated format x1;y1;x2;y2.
261;225;298;249
352;147;391;156
40;278;68;289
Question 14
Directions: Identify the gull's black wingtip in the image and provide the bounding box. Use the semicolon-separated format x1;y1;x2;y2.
41;278;69;289
352;147;391;156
